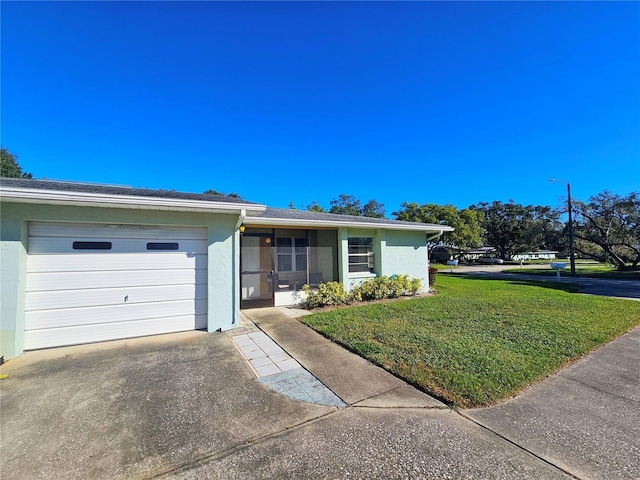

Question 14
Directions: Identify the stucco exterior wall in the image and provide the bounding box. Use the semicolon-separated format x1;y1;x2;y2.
0;206;28;359
0;202;240;359
336;227;429;293
380;229;429;292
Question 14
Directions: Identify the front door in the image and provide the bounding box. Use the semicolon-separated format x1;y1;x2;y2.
240;234;274;309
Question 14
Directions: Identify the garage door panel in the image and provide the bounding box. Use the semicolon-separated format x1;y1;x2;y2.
29;222;208;240
26;283;208;311
25;299;208;330
28;237;208;255
27;268;208;292
27;253;207;273
26;222;209;349
24;314;208;350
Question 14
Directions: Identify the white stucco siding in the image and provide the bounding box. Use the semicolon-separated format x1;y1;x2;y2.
380;230;429;292
0;202;240;359
338;228;429;292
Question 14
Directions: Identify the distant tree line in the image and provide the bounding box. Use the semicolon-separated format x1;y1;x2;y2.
305;193;639;270
3;148;637;270
203;189;242;199
299;194;386;218
1;148;32;178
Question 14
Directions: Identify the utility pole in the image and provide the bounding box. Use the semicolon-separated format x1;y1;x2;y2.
550;179;576;275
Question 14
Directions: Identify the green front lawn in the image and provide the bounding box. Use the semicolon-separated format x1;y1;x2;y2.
300;275;640;407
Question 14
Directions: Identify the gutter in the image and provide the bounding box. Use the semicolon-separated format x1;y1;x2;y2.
0;187;267;215
246;217;454;233
426;230;445;242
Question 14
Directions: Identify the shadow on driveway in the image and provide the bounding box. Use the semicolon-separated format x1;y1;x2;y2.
1;327;572;479
0;331;334;479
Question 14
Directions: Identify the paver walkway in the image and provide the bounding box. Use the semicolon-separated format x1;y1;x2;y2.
230;317;345;407
231;331;299;377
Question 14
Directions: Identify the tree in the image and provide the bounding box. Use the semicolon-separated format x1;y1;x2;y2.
572;191;640;269
1;148;32;178
394;202;483;256
307;201;326;213
203;189;242;199
532;205;564;252
327;194;386;217
362;199;385;218
472;201;560;260
329;194;362;216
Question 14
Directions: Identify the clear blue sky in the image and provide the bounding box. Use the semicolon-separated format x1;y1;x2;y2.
2;1;639;215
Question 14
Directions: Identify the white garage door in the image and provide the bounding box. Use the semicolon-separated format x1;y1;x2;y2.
25;222;208;350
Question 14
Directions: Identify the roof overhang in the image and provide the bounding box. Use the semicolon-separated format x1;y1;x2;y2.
245;215;454;233
0;186;267;215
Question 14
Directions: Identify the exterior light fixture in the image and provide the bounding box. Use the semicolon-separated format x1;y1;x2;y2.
239;224;246;234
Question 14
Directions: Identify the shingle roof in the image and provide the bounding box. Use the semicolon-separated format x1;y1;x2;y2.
0;178;453;231
253;207;452;231
0;178;260;205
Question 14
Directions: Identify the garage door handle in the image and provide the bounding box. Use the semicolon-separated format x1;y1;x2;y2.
124;295;128;303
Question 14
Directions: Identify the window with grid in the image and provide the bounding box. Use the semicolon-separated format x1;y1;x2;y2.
277;237;308;272
348;237;374;273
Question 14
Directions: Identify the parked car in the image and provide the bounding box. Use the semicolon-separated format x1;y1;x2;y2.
477;257;504;265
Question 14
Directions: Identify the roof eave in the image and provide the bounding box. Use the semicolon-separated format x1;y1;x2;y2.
245;216;454;232
0;187;267;215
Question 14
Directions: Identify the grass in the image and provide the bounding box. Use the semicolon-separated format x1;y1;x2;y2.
300;275;640;407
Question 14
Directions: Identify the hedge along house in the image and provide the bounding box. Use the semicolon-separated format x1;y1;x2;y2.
1;178;453;360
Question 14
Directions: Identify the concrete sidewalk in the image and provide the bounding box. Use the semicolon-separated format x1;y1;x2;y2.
243;307;444;408
467;325;640;480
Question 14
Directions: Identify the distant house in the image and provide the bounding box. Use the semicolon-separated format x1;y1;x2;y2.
511;250;559;261
462;247;498;261
0;178;453;360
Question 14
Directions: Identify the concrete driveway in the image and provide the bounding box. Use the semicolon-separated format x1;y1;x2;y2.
1;312;637;479
2;326;567;479
0;331;334;479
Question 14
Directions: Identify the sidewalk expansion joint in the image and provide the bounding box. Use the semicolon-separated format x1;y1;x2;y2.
352;404;449;410
149;408;342;479
455;409;581;480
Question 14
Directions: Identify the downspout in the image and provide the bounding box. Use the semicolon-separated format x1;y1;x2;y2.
236;209;247;230
232;209;246;325
426;230;444;242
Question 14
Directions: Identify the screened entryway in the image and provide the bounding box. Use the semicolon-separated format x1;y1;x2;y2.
240;228;338;308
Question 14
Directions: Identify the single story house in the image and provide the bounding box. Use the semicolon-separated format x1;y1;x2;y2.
511;251;559;261
461;247;497;261
0;178;453;360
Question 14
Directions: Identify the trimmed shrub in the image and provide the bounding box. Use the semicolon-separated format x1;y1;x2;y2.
409;277;422;295
301;281;350;308
428;266;437;286
302;275;423;309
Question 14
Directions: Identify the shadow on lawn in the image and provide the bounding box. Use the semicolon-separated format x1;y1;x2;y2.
461;275;580;294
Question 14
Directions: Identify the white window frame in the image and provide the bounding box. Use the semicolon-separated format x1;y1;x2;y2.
276;236;308;272
348;237;374;273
